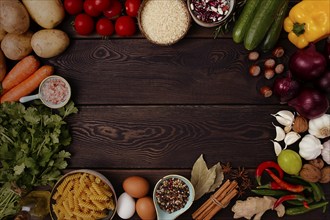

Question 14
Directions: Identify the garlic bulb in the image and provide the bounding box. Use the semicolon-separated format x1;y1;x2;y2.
271;110;294;127
308;114;330;139
299;134;323;160
273;123;285;141
321;140;330;165
284;131;300;148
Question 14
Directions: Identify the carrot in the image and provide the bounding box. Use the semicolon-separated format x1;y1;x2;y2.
1;65;54;103
1;55;40;94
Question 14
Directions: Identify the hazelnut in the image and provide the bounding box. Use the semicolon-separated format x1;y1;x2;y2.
264;58;276;69
299;164;321;183
309;158;324;169
272;46;285;58
248;51;259;61
249;65;261;76
319;166;330;183
275;63;284;74
259;86;272;98
292;115;308;133
264;68;275;79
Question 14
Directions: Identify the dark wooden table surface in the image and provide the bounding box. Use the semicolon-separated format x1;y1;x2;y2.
41;0;330;219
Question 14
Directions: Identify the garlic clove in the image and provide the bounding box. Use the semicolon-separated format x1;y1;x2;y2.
284;131;301;147
271;110;294;127
284;125;292;133
273;123;285;141
272;140;282;156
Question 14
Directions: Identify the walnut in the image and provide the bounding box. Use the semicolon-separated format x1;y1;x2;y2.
299;164;321;183
319;166;330;183
292;115;308;133
309;158;324;169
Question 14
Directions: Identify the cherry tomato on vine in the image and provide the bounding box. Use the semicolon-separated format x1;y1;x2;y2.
74;13;94;35
103;0;122;20
125;0;141;17
84;0;101;17
96;18;114;36
64;0;84;15
115;16;136;36
94;0;111;11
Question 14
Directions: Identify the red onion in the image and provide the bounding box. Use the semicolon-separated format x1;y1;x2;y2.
273;72;300;103
316;70;330;93
288;88;329;119
289;43;327;81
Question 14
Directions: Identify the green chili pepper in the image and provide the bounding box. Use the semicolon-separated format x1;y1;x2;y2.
285;201;329;216
309;182;323;202
286;197;314;206
251;189;289;197
283;176;310;186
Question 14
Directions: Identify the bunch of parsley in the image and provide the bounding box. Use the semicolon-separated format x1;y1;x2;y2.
0;101;77;219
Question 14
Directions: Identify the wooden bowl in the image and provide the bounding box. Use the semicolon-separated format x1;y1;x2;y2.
138;0;191;46
49;169;117;220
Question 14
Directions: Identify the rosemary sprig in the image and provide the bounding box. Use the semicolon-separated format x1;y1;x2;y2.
214;0;247;38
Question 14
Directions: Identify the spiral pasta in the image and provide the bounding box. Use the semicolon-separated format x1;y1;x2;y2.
51;172;115;219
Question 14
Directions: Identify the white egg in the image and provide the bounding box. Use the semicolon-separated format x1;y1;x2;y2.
117;192;136;219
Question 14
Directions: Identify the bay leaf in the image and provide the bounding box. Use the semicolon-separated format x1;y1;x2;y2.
190;154;216;200
207;162;224;193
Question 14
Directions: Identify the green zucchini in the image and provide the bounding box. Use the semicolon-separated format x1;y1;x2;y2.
244;0;286;50
261;0;289;52
232;0;261;44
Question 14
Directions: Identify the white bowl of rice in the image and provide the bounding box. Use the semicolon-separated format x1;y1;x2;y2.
138;0;191;46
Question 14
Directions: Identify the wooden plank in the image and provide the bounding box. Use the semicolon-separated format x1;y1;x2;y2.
44;38;297;105
66;105;297;169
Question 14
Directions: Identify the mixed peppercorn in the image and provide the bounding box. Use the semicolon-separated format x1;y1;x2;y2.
155;177;190;213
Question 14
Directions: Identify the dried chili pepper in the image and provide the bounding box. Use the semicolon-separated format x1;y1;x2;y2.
257;181;282;190
265;169;307;193
255;161;284;185
273;194;310;209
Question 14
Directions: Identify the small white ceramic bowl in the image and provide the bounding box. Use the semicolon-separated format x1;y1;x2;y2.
187;0;236;28
50;169;117;220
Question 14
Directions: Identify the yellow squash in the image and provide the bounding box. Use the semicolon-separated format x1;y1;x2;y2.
284;0;330;48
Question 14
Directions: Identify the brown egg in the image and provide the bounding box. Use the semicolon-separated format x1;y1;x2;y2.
123;176;150;198
136;196;156;220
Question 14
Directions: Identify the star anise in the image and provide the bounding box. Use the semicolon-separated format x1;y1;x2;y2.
230;166;249;181
221;162;232;174
241;177;252;190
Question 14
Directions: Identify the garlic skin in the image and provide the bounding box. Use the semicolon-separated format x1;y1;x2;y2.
271;110;294;127
299;134;323;160
321;140;330;165
284;131;301;148
308;114;330;139
273;123;285;141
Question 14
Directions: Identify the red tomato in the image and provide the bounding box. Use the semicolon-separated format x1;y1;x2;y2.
74;13;94;35
96;18;114;36
83;0;101;17
115;16;136;36
103;0;122;20
125;0;141;17
94;0;111;11
64;0;84;15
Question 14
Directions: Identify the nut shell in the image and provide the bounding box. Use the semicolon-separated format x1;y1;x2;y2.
320;166;330;183
299;164;321;183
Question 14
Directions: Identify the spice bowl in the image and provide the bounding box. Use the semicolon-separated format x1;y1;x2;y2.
49;169;117;220
187;0;236;28
153;174;195;220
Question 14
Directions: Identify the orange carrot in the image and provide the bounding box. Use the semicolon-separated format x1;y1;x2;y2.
1;65;54;103
1;55;40;94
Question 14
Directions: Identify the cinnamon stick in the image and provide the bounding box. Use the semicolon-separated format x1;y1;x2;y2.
192;179;230;219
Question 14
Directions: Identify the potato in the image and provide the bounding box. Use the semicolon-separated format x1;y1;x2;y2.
0;27;6;42
22;0;65;29
0;49;6;81
31;29;70;58
1;31;33;60
0;0;30;34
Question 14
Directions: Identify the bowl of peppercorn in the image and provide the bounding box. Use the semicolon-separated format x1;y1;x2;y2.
187;0;236;28
153;174;195;219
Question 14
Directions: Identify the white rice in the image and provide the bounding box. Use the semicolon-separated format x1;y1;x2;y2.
140;0;190;45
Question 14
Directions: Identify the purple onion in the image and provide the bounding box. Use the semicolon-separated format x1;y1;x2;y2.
273;72;301;103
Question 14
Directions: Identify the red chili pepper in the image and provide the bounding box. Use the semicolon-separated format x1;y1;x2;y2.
255;161;284;185
265;169;305;193
257;181;282;190
274;194;310;209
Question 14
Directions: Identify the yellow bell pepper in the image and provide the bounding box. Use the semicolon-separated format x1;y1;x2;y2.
284;0;330;48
